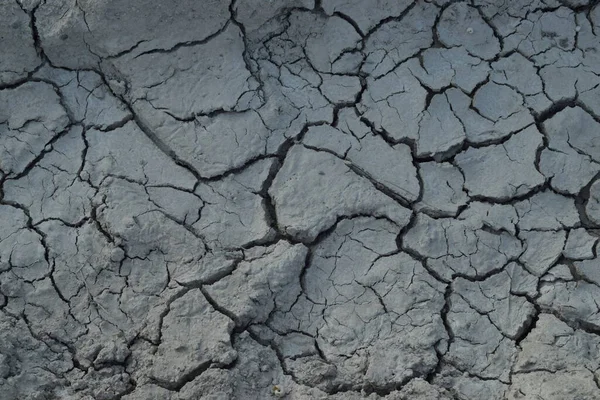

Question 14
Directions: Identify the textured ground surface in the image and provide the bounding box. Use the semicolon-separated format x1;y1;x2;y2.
2;0;600;399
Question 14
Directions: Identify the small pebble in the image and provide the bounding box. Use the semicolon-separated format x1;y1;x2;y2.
466;27;474;34
272;385;283;397
575;26;581;32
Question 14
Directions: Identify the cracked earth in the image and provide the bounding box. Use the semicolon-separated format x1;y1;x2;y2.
3;0;600;399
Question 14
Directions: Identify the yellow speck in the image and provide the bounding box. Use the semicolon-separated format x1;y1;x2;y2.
272;385;282;396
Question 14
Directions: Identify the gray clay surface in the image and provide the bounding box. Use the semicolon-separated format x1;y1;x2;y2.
2;0;600;399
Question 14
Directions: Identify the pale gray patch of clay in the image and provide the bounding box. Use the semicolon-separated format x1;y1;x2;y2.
303;118;421;203
403;211;523;281
541;263;574;283
109;24;257;119
507;313;600;399
0;1;40;85
0;312;74;400
0;205;48;282
386;379;453;400
445;87;534;144
125;332;453;399
36;0;230;69
247;55;336;143
539;148;600;196
563;228;598;260
37;219;130;337
362;2;438;77
133;102;276;179
121;384;174;400
319;74;362;104
146;187;203;226
1;272;85;350
259;10;362;75
490;53;552;114
120;251;169;300
571;257;600;290
267;217;447;391
573;11;598;51
454;125;545;200
278;11;362;74
176;333;299;400
515;191;580;231
540;106;600;194
445;294;516;382
34;66;131;130
433;364;508;400
82;121;197;189
518;230;566;276
452;265;537;339
0;82;70;177
94;178;207;268
579;84;600;120
268;61;334;123
503;7;576;57
1;214;156;399
336;107;372;139
491;53;544;97
194;159;276;250
537;276;600;330
322;0;413;34
459;201;520;235
406;47;491;93
302;122;356;155
474;0;561;39
173;250;242;288
335;133;421;202
471;82;535;133
536;49;600;103
416;92;466;159
269;145;412;242
415;161;468;217
3;126;94;225
588;180;600;226
205;241;308;327
234;0;313;34
358;66;427;142
137;289;236;388
437;2;501;60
